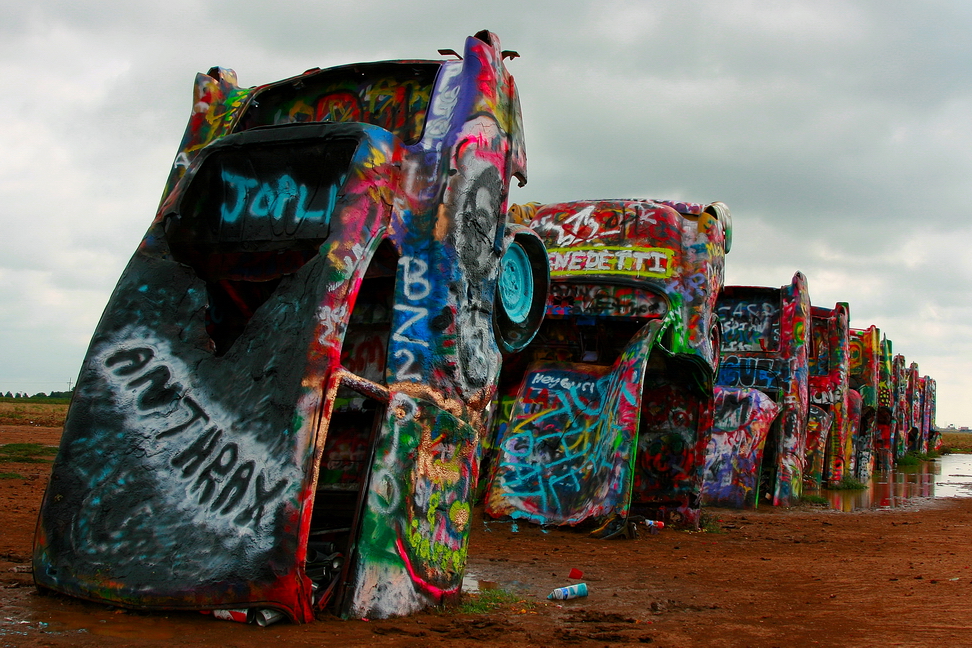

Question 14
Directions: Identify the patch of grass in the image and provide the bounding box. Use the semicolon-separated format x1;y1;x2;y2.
0;472;26;479
451;588;533;614
0;443;58;463
698;511;724;534
0;402;69;427
941;432;972;453
896;453;920;467
830;477;867;490
896;451;940;467
799;494;829;506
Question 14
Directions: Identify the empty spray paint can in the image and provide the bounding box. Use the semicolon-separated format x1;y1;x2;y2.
548;583;588;600
212;609;250;623
644;520;665;530
253;608;286;627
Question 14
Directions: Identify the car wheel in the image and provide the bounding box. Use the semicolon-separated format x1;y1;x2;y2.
494;228;548;354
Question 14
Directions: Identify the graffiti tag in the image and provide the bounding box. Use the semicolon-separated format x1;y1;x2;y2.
220;170;329;224
547;246;673;279
101;345;289;529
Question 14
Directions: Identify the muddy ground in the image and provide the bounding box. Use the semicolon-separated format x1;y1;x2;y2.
3;425;972;647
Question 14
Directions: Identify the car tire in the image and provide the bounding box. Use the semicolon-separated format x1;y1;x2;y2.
494;228;548;354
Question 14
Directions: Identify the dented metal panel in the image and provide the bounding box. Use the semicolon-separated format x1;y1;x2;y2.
485;323;658;526
702;387;781;508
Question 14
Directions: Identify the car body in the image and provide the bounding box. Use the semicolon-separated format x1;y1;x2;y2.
484;198;731;530
923;377;938;451
701;386;781;508
710;272;810;506
906;362;922;452
874;336;896;471
807;302;858;488
33;31;548;622
848;326;880;481
892;353;909;459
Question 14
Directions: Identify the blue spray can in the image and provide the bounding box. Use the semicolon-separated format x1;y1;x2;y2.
547;582;589;600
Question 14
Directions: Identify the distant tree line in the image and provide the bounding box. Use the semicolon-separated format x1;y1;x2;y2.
2;390;74;400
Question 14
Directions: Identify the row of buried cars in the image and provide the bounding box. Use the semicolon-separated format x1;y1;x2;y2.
32;31;937;624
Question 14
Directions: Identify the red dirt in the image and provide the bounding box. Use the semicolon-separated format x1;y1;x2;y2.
3;425;972;647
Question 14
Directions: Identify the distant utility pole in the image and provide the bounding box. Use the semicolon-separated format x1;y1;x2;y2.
67;379;73;391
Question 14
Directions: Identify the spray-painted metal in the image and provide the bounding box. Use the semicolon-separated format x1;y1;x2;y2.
484;198;731;531
874;337;896;471
849;326;880;481
906;362;922;453
33;31;549;622
808;303;858;487
701;387;781;508
710;272;810;506
923;377;939;451
892;354;909;460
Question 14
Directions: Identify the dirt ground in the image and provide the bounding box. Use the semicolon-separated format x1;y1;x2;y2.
3;425;972;648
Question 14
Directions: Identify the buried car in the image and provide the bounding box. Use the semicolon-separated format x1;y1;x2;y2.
33;31;549;622
848;325;880;481
874;336;896;471
706;272;811;507
483;198;731;531
808;302;860;488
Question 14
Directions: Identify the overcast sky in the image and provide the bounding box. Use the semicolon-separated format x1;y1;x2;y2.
2;1;970;425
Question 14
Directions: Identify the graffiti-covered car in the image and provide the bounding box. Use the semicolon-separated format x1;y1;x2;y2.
701;386;781;508
923;377;938;452
706;272;810;507
483;198;731;531
808;302;859;487
891;353;909;459
906;362;922;452
33;31;549;622
874;336;896;471
848;325;880;480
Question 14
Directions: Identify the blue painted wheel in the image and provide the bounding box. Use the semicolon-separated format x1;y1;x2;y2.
498;242;534;324
494;229;549;354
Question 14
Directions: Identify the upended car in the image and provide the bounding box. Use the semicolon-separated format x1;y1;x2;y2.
483;198;731;531
705;272;811;508
33;31;549;623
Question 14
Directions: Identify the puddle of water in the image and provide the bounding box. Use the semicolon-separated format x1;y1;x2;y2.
804;453;972;511
461;573;500;593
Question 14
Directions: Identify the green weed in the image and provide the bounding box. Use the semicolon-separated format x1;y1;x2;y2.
0;472;26;479
896;454;920;467
0;443;58;463
897;451;940;467
830;477;867;490
452;588;533;614
799;494;829;505
699;511;725;534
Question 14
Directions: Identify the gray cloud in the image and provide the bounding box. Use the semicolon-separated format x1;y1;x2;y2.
1;0;968;423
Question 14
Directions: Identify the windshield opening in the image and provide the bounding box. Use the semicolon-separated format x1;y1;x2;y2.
234;62;441;145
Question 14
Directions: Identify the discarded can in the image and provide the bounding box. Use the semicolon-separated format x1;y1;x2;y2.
548;583;588;600
644;520;665;530
212;609;249;623
253;608;286;627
